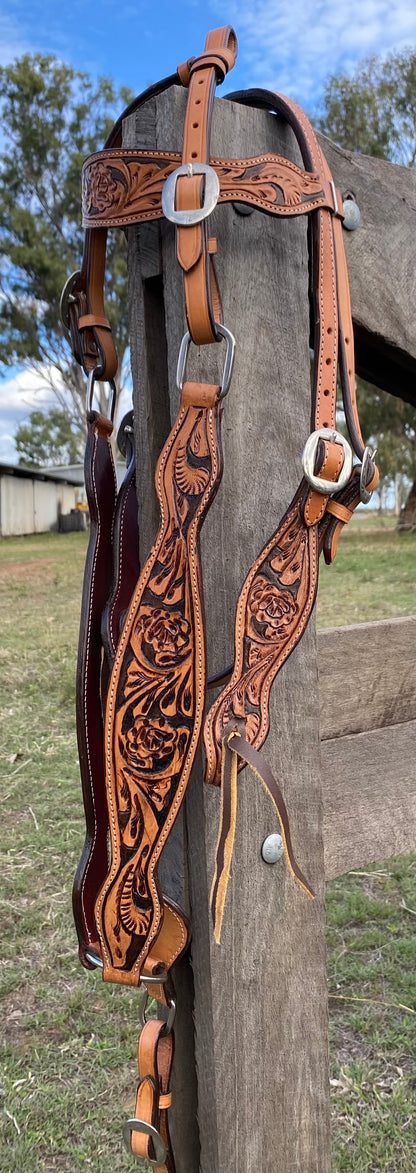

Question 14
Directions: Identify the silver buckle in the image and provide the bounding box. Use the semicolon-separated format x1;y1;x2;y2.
59;269;81;342
123;1119;167;1166
162;162;220;225
176;325;235;400
302;427;353;494
360;445;377;503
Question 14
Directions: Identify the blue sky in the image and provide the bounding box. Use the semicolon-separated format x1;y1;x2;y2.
0;0;414;460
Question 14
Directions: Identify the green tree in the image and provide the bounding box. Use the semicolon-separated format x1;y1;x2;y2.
15;408;83;467
316;49;416;165
0;55;134;433
356;381;415;514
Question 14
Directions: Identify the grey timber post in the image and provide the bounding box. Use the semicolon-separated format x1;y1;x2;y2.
124;90;331;1173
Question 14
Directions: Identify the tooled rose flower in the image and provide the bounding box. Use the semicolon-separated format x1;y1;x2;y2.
135;608;191;666
85;164;118;214
250;576;297;640
123;716;181;774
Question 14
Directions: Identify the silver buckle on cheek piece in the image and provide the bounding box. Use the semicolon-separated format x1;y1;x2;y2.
162;162;220;225
123;1119;167;1166
302;427;353;494
360;445;377;504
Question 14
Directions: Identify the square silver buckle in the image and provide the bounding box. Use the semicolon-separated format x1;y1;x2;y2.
162;162;220;225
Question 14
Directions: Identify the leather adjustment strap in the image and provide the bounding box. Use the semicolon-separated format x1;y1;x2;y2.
124;1018;174;1172
176;27;237;345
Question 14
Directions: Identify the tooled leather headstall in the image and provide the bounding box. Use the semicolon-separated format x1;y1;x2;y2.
61;25;379;1170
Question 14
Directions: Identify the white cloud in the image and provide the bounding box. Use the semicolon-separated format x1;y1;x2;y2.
215;0;414;103
0;365;134;465
0;368;58;464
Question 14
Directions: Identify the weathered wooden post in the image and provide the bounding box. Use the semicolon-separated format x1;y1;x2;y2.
125;89;330;1173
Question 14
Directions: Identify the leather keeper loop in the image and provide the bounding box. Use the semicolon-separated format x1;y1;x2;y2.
78;314;111;331
189;48;236;80
177;57;195;87
325;499;353;524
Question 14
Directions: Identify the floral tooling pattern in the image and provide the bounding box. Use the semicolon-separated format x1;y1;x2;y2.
82;150;326;226
204;487;318;786
95;399;222;979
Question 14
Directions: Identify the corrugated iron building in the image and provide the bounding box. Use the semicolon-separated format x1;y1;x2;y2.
0;463;84;536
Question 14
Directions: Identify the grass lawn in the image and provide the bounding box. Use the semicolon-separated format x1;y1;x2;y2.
0;514;415;1172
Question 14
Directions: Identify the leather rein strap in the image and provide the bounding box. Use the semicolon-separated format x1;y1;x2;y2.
65;25;379;1168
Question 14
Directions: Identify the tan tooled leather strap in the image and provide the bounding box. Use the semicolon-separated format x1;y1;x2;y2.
203;90;378;795
95;381;224;985
81;148;341;227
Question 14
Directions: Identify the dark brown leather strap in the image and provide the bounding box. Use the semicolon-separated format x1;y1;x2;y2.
73;411;117;964
101;412;140;667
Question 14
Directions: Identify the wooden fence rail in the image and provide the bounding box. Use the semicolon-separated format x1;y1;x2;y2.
319;616;415;879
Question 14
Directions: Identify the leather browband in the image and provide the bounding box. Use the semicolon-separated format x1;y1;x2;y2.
81;148;342;228
64;24;379;1170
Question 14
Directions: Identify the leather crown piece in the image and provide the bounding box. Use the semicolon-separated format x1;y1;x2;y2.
64;23;379;1169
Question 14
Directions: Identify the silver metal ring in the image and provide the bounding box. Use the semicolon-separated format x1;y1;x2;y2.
302;427;353;494
86;367;117;422
123;1118;167;1166
360;445;377;503
176;324;235;400
138;985;176;1036
85;949;103;969
162;162;220;225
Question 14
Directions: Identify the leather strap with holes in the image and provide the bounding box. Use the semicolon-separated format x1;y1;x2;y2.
175;26;238;344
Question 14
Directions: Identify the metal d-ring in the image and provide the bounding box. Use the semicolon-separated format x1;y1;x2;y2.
176;324;236;400
360;445;377;503
123;1118;167;1166
85;949;104;969
302;427;353;495
86;366;117;422
138;982;176;1037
